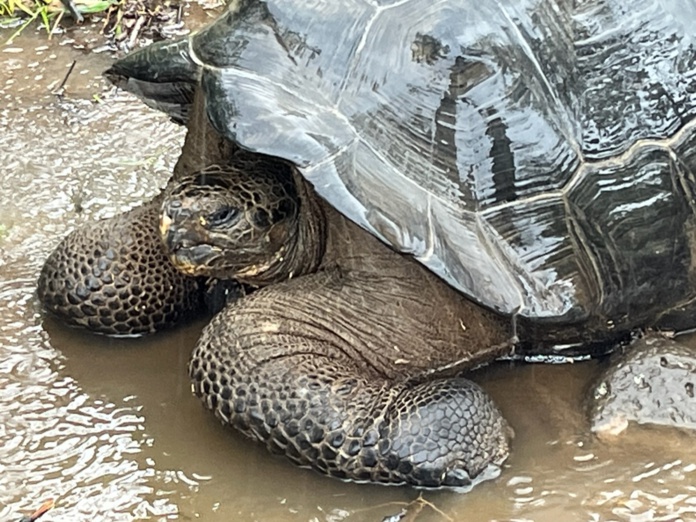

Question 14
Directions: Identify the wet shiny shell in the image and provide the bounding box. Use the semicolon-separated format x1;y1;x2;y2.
108;0;696;333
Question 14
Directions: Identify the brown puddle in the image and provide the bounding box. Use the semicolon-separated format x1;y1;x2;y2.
2;22;696;522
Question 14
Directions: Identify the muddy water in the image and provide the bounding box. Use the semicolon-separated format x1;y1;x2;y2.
2;27;696;522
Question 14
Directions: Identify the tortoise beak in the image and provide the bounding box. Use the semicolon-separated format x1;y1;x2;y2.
159;211;173;239
160;208;221;275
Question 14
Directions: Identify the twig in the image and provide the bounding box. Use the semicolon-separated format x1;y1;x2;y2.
127;13;146;49
18;499;54;522
49;9;64;39
176;2;183;24
53;59;77;96
355;495;454;522
101;2;117;34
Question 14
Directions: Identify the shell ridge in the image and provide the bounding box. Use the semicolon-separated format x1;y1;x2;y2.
564;118;696;193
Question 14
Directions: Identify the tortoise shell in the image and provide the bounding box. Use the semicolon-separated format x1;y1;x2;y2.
107;0;696;337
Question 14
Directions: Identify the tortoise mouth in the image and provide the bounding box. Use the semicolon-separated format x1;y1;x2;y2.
161;212;224;275
168;244;222;275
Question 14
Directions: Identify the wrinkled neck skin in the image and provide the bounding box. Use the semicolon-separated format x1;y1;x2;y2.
173;88;238;179
237;169;327;287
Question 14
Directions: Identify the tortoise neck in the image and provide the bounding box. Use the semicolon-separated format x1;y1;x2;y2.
236;169;326;287
174;88;238;178
292;171;327;276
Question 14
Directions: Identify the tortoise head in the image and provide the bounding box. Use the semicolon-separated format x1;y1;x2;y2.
160;161;299;282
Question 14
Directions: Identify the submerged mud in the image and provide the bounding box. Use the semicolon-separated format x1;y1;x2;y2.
2;26;696;522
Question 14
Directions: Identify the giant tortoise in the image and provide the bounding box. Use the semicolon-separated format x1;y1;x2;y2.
38;0;696;489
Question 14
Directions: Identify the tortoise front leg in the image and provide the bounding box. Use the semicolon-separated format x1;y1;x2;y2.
189;270;512;489
37;197;204;336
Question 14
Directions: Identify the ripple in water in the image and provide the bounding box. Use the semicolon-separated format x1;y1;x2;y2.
0;35;191;520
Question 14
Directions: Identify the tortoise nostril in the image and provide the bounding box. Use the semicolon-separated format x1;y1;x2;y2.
164;201;187;222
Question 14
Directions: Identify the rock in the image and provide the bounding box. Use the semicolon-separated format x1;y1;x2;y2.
589;335;696;438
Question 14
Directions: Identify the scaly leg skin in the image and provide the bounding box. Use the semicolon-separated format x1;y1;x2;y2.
190;270;512;489
37;198;203;336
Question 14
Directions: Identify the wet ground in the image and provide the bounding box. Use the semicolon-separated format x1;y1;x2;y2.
2;23;696;522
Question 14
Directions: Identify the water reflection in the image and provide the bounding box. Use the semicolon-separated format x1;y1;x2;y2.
0;277;186;521
0;29;189;520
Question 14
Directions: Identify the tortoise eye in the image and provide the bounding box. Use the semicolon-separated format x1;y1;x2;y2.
207;207;240;226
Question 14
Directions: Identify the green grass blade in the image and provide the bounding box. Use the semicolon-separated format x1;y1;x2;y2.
12;0;35;16
38;5;49;33
5;9;39;44
78;0;112;14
